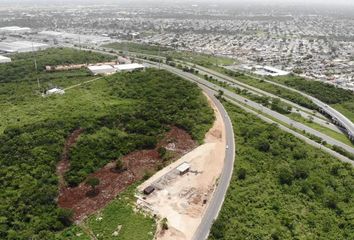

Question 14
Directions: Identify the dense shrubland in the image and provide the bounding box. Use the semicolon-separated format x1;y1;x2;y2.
209;102;354;240
0;49;214;239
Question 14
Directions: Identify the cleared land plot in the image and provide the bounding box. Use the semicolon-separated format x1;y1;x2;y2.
137;94;226;240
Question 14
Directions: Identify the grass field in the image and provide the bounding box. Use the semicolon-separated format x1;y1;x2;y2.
103;42;173;56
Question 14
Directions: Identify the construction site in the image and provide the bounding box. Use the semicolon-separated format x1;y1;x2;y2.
136;94;226;240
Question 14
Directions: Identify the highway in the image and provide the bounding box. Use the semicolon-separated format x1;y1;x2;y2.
219;65;354;141
190;64;344;134
75;46;354;239
155;63;354;155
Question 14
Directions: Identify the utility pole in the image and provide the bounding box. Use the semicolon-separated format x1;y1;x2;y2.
32;42;40;90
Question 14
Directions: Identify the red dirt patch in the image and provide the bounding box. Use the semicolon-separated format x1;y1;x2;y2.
57;128;84;188
57;126;196;221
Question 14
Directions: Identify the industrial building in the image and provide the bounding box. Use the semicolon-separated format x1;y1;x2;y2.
176;162;190;175
0;26;31;35
88;65;116;75
254;66;290;77
0;41;49;53
0;55;11;64
114;63;145;72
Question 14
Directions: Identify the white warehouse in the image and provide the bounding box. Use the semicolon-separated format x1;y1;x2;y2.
0;26;31;35
114;63;145;72
0;41;49;53
0;55;11;64
88;65;116;75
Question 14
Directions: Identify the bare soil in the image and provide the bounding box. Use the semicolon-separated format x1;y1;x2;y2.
137;94;226;240
57;126;196;222
57;128;84;188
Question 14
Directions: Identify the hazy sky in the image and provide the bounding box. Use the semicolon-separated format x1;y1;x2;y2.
0;0;353;7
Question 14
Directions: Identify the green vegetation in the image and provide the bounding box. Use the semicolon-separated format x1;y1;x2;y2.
170;51;234;67
209;102;354;240
0;49;214;239
273;74;354;105
221;69;318;110
103;42;173;56
103;41;234;67
57;184;155;240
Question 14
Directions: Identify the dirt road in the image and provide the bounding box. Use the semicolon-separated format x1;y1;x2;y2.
137;94;226;240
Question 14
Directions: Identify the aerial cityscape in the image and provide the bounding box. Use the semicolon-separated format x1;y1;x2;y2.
0;0;353;240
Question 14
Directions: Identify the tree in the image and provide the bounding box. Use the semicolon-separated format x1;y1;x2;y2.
86;177;100;193
115;158;126;172
278;167;293;185
237;168;247;180
161;217;169;230
57;208;74;226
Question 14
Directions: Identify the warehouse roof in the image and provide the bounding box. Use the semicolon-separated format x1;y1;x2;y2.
0;41;48;53
114;63;145;71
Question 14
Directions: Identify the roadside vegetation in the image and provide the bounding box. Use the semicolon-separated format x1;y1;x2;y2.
58;183;155;240
209;102;354;240
0;49;214;239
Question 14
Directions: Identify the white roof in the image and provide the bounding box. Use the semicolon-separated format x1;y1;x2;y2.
0;41;48;52
47;88;65;94
263;66;289;76
0;55;11;61
0;26;31;31
176;162;190;172
114;63;145;71
39;31;64;36
88;65;115;71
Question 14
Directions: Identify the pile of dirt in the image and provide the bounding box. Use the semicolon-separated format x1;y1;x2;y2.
158;126;197;154
57;126;196;221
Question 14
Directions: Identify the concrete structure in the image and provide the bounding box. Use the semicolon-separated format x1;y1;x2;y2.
46;88;65;95
176;162;190;175
88;65;116;75
0;55;11;64
143;186;155;195
0;41;49;53
0;26;31;34
254;66;290;77
114;63;145;72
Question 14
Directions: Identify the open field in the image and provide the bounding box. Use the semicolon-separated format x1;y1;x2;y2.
137;93;226;240
209;101;354;240
103;41;235;67
0;49;214;239
103;42;173;56
57;183;155;240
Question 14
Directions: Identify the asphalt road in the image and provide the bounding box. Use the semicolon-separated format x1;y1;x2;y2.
224;67;354;140
151;65;236;240
156;63;354;155
192;64;343;133
75;46;353;239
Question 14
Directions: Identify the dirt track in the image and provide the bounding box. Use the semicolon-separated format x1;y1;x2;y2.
137;94;226;240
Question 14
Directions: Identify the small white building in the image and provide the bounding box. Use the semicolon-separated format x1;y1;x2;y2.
47;88;65;95
0;55;11;64
88;65;116;75
114;63;145;72
176;162;190;175
254;66;290;77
